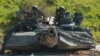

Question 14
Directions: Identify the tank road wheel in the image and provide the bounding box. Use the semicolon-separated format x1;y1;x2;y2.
75;50;90;56
4;49;13;54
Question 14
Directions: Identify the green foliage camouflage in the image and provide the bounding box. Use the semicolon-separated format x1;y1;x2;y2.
0;0;100;43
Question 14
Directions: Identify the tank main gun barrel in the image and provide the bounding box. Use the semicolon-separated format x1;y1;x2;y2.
39;27;58;48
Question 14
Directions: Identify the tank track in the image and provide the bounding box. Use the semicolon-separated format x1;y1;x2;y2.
0;49;100;56
0;44;100;56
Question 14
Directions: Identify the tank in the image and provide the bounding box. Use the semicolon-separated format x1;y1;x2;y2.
1;21;94;54
0;9;95;56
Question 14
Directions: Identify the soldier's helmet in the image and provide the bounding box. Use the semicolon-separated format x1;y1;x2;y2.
32;5;38;10
58;6;65;12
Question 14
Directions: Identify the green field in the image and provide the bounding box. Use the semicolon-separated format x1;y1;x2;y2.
0;0;100;44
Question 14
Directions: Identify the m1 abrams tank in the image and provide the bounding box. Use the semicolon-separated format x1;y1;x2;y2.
0;20;95;55
0;8;95;56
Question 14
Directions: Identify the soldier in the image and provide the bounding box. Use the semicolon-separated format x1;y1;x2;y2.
55;6;65;20
31;5;45;21
73;11;84;26
55;6;71;26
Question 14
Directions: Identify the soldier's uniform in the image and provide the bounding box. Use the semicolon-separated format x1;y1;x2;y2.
31;5;45;21
55;6;71;26
73;12;83;26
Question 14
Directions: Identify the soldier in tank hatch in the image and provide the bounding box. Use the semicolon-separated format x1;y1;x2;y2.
31;5;45;21
55;6;65;23
55;6;71;26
